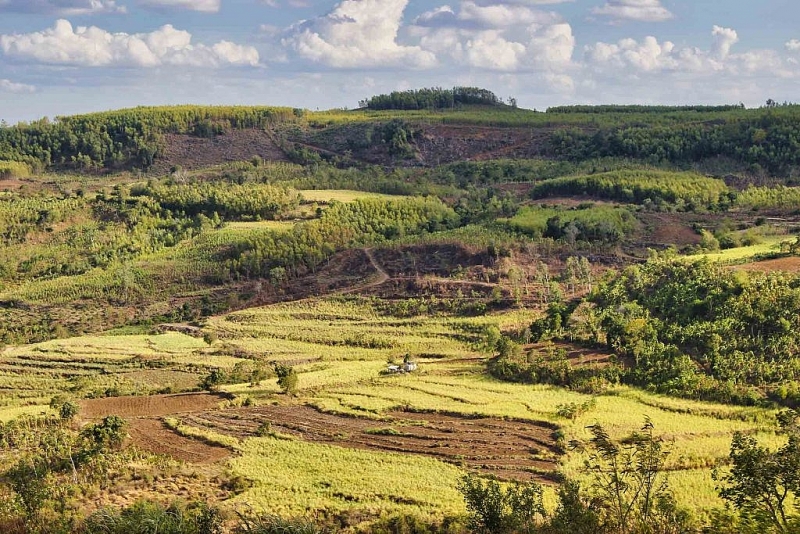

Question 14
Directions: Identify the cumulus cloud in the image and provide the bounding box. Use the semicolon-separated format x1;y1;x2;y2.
711;25;738;60
786;39;800;52
261;0;309;7
137;0;220;12
414;1;559;29
0;0;126;15
584;25;794;80
410;1;574;72
592;0;674;23
283;0;436;68
0;78;35;93
0;20;259;68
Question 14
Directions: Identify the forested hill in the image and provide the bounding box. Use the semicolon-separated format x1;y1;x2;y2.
2;94;800;179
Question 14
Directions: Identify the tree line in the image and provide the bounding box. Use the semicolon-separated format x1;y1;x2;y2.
361;87;506;111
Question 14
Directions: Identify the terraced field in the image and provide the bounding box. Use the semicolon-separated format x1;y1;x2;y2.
180;405;559;482
0;332;246;409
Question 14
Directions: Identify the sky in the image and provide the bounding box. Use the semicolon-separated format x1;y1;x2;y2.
0;0;799;123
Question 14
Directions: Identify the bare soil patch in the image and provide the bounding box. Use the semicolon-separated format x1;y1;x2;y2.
128;419;230;463
527;341;618;368
80;392;225;419
181;405;561;482
733;256;800;273
150;130;289;175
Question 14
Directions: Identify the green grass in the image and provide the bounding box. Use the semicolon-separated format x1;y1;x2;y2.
299;189;405;203
0;293;782;520
686;235;788;262
225;220;297;232
229;435;467;519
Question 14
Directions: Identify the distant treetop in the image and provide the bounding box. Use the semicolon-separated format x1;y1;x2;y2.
545;104;745;114
360;87;509;111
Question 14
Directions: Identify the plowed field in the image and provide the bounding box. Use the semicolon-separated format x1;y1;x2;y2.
181;405;560;482
734;256;800;273
80;392;225;419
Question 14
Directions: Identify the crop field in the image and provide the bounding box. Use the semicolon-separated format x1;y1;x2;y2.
0;332;245;408
224;220;297;232
299;189;406;203
73;295;772;520
686;235;788;262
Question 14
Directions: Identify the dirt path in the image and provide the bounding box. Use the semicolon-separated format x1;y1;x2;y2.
181;405;561;482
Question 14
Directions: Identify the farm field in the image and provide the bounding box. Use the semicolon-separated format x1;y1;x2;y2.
57;295;774;519
2;97;800;532
686;234;789;262
299;189;406;203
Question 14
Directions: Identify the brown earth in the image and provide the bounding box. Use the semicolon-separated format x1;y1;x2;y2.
80;393;232;463
80;392;226;419
127;419;231;464
527;341;618;368
149;129;289;175
733;256;800;273
180;405;561;482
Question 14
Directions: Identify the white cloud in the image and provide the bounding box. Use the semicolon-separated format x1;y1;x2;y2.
464;31;526;70
0;20;259;68
137;0;220;12
592;0;674;23
459;1;560;28
0;78;35;93
711;25;738;60
0;0;126;15
584;25;796;81
786;39;800;52
262;0;309;7
414;1;559;29
283;0;436;69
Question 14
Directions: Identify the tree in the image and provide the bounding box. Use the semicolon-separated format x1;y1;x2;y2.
715;410;800;532
582;419;677;534
458;473;546;534
275;364;298;396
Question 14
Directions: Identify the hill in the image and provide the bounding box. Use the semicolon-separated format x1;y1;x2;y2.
1;91;800;533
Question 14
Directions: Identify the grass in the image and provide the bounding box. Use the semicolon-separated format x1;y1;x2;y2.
0;293;782;521
299;190;405;203
225;220;297;232
229;435;467;519
0;332;247;403
686;235;788;262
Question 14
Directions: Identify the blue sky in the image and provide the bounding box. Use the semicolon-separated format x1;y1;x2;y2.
0;0;798;123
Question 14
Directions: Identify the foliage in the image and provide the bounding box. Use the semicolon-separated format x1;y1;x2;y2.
0;105;298;170
362;87;505;111
530;170;732;210
580;419;690;534
457;473;546;534
235;512;327;534
714;410;800;532
275;364;298;395
83;500;224;534
591;258;800;401
548;107;800;176
131;181;301;221
503;205;636;244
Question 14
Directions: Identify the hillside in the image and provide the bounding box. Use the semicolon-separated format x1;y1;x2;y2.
1;92;800;533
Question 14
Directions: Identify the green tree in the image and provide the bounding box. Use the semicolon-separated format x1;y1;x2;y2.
715;410;800;532
275;364;298;396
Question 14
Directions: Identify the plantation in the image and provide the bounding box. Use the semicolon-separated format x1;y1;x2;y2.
2;95;800;533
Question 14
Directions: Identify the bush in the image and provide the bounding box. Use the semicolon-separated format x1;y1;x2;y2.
275;364;298;396
457;474;545;534
235;513;327;534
